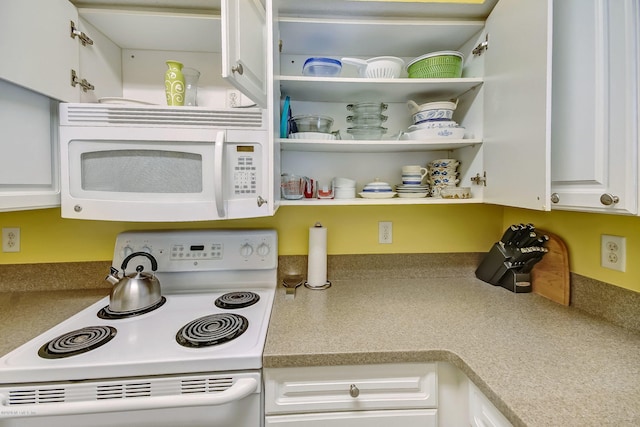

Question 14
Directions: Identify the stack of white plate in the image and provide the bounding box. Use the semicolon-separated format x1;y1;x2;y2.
395;184;429;198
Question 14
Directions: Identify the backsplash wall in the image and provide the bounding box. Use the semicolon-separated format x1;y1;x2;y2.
1;204;638;293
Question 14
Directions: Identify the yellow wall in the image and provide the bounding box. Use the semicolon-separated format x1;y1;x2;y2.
503;207;640;293
1;204;638;293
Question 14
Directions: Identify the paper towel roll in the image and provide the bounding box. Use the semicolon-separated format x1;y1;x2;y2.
307;222;328;288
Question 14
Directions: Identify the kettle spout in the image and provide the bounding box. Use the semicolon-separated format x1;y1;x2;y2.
105;267;121;285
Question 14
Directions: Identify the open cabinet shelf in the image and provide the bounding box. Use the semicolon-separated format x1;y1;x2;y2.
277;77;483;103
279;138;481;153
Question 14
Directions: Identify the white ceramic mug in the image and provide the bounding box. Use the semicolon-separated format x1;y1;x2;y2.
401;165;428;184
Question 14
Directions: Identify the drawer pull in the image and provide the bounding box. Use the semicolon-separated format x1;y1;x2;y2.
349;384;359;398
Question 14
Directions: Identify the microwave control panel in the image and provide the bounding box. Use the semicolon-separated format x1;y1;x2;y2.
229;143;261;197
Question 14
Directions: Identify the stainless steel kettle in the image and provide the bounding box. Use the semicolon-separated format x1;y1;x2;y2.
105;252;162;313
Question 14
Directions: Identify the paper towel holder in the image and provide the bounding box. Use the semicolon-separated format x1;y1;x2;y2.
304;280;331;290
305;222;331;290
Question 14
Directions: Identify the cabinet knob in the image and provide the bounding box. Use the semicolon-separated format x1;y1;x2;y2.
349;384;359;398
550;193;560;203
600;193;619;206
231;63;244;75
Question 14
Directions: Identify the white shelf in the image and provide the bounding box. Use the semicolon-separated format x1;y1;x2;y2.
278;76;483;103
278;17;485;57
279;138;481;153
279;197;479;206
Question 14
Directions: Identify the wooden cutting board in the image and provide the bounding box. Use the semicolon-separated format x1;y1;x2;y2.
531;230;571;305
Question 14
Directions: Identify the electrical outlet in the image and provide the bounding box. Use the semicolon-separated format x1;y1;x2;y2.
379;222;392;244
601;234;626;272
2;227;21;252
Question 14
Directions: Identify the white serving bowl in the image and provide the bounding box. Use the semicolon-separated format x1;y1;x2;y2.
401;127;465;140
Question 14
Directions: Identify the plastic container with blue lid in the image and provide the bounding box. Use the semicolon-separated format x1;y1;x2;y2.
302;57;342;77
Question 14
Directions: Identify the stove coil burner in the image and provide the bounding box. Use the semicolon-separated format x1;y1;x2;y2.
176;313;248;348
214;292;260;309
97;297;167;319
38;326;117;359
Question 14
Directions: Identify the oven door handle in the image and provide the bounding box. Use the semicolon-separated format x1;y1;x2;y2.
0;377;258;419
214;130;226;218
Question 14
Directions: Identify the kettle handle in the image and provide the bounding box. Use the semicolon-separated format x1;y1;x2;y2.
121;252;158;273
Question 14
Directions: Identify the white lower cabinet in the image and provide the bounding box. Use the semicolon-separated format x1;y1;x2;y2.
265;410;435;427
264;362;513;427
264;363;437;426
469;381;512;427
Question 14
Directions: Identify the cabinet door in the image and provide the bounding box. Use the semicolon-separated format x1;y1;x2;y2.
266;409;437;427
0;0;79;102
550;0;639;214
0;80;60;211
221;0;268;107
469;381;512;427
482;0;552;210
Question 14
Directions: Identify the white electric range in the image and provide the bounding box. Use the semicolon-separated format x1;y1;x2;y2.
0;229;277;427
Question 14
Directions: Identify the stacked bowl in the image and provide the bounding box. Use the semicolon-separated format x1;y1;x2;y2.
402;100;465;140
333;177;357;199
427;158;460;197
346;102;388;140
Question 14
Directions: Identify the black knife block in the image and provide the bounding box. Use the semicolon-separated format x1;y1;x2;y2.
475;242;533;293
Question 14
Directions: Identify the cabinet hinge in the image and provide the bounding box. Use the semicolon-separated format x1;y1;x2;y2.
472;34;489;56
471;172;487;186
70;20;94;46
70;69;95;92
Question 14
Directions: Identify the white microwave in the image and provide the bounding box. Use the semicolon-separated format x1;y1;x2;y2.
59;103;270;222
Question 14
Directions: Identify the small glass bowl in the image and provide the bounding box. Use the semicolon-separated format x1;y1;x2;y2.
346;126;387;140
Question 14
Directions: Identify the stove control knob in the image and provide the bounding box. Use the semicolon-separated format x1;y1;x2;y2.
140;245;152;254
257;243;270;257
122;245;134;258
240;243;254;258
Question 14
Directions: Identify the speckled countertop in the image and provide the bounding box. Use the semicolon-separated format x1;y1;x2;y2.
2;257;639;427
263;277;640;427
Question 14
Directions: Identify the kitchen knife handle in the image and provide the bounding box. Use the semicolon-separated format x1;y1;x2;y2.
500;224;519;245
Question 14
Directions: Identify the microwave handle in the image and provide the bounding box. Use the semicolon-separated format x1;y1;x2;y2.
214;130;226;218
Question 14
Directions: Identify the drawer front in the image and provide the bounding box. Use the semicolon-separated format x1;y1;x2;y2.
264;363;437;415
266;409;437;427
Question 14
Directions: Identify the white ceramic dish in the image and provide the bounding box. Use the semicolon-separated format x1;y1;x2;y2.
288;132;337;140
359;192;397;199
401;127;465;140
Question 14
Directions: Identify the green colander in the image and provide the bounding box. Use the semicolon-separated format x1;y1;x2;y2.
407;51;463;79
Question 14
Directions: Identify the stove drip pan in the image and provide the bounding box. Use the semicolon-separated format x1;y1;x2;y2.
38;326;117;359
214;291;260;309
176;313;248;348
97;296;167;319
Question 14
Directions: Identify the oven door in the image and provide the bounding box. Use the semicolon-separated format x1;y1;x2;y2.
0;372;262;427
60;126;225;222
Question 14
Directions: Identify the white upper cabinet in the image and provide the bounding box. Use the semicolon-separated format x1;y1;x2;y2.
481;0;552;210
221;0;268;108
273;0;552;211
0;0;80;102
550;0;639;215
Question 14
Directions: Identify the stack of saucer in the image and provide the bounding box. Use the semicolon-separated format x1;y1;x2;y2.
427;158;460;197
395;184;429;198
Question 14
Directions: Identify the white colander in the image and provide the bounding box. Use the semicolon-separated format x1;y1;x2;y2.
341;56;405;79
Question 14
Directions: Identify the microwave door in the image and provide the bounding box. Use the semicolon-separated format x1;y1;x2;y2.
214;130;225;218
